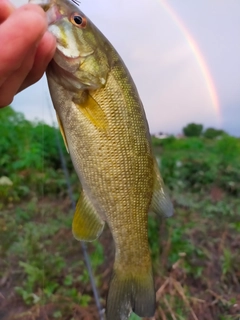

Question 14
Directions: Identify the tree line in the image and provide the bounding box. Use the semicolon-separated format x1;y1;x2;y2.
183;123;226;139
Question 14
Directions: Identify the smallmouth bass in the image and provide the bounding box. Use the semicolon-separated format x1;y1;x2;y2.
29;0;173;318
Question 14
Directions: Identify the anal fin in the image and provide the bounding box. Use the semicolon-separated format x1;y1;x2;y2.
72;191;105;241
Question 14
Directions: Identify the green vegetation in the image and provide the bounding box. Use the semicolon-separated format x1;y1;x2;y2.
1;108;240;319
153;135;240;196
0;107;76;207
183;122;203;137
183;122;227;139
203;127;226;139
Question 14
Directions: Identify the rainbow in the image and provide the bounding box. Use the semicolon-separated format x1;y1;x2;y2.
159;0;220;119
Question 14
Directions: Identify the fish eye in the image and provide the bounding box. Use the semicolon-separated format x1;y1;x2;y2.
74;15;82;24
70;13;87;28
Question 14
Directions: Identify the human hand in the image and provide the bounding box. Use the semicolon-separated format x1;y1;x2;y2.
0;0;56;108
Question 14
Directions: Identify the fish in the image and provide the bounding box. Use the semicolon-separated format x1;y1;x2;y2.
29;0;173;318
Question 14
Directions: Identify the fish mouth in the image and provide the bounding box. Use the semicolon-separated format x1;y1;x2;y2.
29;0;51;12
54;34;94;62
56;46;81;68
45;4;63;25
29;0;66;25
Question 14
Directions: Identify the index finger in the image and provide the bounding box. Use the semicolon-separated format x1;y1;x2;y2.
0;4;48;85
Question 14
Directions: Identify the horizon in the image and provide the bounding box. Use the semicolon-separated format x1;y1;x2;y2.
5;104;238;138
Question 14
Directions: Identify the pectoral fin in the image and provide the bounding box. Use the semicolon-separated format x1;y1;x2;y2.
72;191;105;242
56;113;69;153
150;159;174;217
73;93;108;131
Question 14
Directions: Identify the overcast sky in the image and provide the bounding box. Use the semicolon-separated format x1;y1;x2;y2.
11;0;240;136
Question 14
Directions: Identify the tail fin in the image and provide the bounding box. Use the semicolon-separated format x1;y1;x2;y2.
106;268;156;320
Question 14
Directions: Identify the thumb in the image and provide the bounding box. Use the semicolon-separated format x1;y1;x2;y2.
0;0;15;23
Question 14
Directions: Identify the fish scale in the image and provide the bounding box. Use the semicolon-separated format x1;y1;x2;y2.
29;0;173;318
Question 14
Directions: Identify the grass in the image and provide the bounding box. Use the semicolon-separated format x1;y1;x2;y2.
0;198;105;319
1;192;239;319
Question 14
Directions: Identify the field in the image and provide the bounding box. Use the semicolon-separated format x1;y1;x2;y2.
0;107;240;320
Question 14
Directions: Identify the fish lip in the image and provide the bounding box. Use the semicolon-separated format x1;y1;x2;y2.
55;39;94;60
46;5;63;25
55;46;81;65
55;47;96;72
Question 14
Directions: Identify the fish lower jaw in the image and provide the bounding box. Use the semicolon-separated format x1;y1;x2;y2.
55;47;81;64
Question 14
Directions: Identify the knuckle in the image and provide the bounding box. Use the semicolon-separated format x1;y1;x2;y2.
30;69;45;84
0;95;13;108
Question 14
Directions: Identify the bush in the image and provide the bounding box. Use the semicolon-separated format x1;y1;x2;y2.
183;123;203;137
215;135;240;164
0;107;73;203
203;127;226;139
